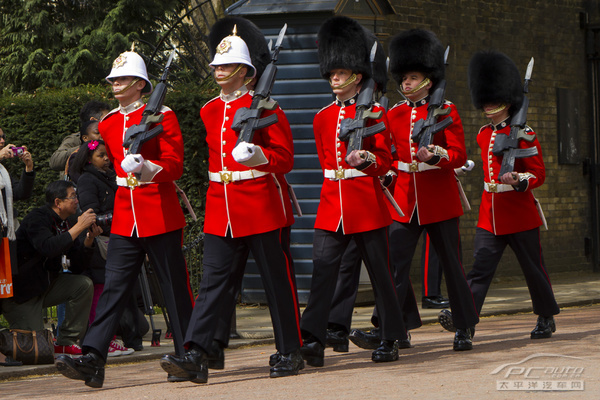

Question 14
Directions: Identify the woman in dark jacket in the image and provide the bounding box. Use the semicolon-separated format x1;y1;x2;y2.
71;140;145;354
70;140;116;322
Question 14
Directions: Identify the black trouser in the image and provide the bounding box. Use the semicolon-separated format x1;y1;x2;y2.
212;227;296;348
421;231;444;298
301;227;407;346
383;218;479;330
185;229;302;355
467;227;559;316
83;229;193;359
327;238;422;332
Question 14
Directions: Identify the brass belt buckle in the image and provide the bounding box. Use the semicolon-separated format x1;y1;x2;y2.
409;162;419;172
335;168;346;180
488;183;497;193
220;171;232;184
126;173;140;189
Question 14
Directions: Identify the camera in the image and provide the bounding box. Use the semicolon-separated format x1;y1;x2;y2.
11;146;25;156
96;213;113;229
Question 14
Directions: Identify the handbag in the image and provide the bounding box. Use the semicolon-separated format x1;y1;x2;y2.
0;237;13;298
0;328;55;365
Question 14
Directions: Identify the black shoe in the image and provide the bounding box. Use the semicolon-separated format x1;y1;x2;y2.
348;328;380;350
167;374;190;382
269;351;281;367
438;309;457;332
55;352;105;388
160;348;208;384
531;316;556;339
398;331;412;349
206;340;225;370
325;329;349;352
372;340;399;362
422;295;450;309
453;328;474;351
299;341;324;367
270;349;305;378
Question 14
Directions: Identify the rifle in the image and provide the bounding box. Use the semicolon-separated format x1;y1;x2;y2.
122;47;176;155
231;24;287;145
491;57;538;177
337;42;386;157
410;46;452;149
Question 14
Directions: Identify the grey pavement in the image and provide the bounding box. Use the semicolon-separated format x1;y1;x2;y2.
1;269;599;381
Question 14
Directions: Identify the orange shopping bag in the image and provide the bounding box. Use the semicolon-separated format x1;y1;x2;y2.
0;237;13;298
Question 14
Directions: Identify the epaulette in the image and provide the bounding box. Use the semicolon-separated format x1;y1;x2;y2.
316;101;336;115
443;100;454;106
101;107;120;122
389;100;407;111
160;105;172;113
202;96;220;109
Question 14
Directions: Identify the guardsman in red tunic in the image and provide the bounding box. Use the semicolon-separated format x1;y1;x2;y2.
160;22;303;383
56;50;194;388
365;29;479;352
199;17;301;370
454;50;558;338
299;16;407;368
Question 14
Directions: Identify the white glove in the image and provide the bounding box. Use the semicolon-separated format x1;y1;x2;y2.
121;153;144;173
462;159;475;172
232;142;256;163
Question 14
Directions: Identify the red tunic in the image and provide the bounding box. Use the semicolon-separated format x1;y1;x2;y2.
100;103;186;237
202;90;294;238
388;99;466;225
477;122;544;235
313;99;392;235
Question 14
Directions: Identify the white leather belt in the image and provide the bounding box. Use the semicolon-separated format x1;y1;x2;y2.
484;182;514;193
208;169;269;184
397;161;440;173
116;176;153;188
324;168;367;180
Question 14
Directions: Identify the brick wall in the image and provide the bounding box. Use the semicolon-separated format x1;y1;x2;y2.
352;0;597;280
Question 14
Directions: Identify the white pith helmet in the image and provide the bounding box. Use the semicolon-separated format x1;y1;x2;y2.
106;51;153;94
209;26;256;78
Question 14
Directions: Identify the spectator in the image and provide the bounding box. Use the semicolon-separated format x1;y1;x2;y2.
1;180;100;356
0;126;35;367
50;101;110;178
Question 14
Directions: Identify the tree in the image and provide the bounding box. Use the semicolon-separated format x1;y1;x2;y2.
0;0;185;94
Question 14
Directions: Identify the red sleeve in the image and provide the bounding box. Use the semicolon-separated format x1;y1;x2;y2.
253;106;294;174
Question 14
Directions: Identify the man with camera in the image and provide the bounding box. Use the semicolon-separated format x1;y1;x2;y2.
2;180;99;355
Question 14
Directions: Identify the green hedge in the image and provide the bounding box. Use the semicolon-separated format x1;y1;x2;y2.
0;80;219;293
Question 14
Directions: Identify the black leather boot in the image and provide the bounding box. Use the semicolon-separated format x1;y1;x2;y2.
438;309;457;332
530;316;556;339
269;351;282;367
453;328;474;351
348;328;380;350
372;340;399;362
160;347;208;384
326;328;349;352
270;349;305;378
299;340;324;367
206;340;225;369
55;351;105;388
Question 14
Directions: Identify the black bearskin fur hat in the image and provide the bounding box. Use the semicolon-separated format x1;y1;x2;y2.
209;16;270;79
389;29;445;86
468;50;524;110
317;16;371;81
363;28;388;92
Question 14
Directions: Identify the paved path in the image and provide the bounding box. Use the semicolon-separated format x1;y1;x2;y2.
2;304;598;399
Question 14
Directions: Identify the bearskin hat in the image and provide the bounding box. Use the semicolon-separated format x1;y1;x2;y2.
317;16;371;81
468;50;524;110
209;16;270;79
363;28;388;92
388;29;445;86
